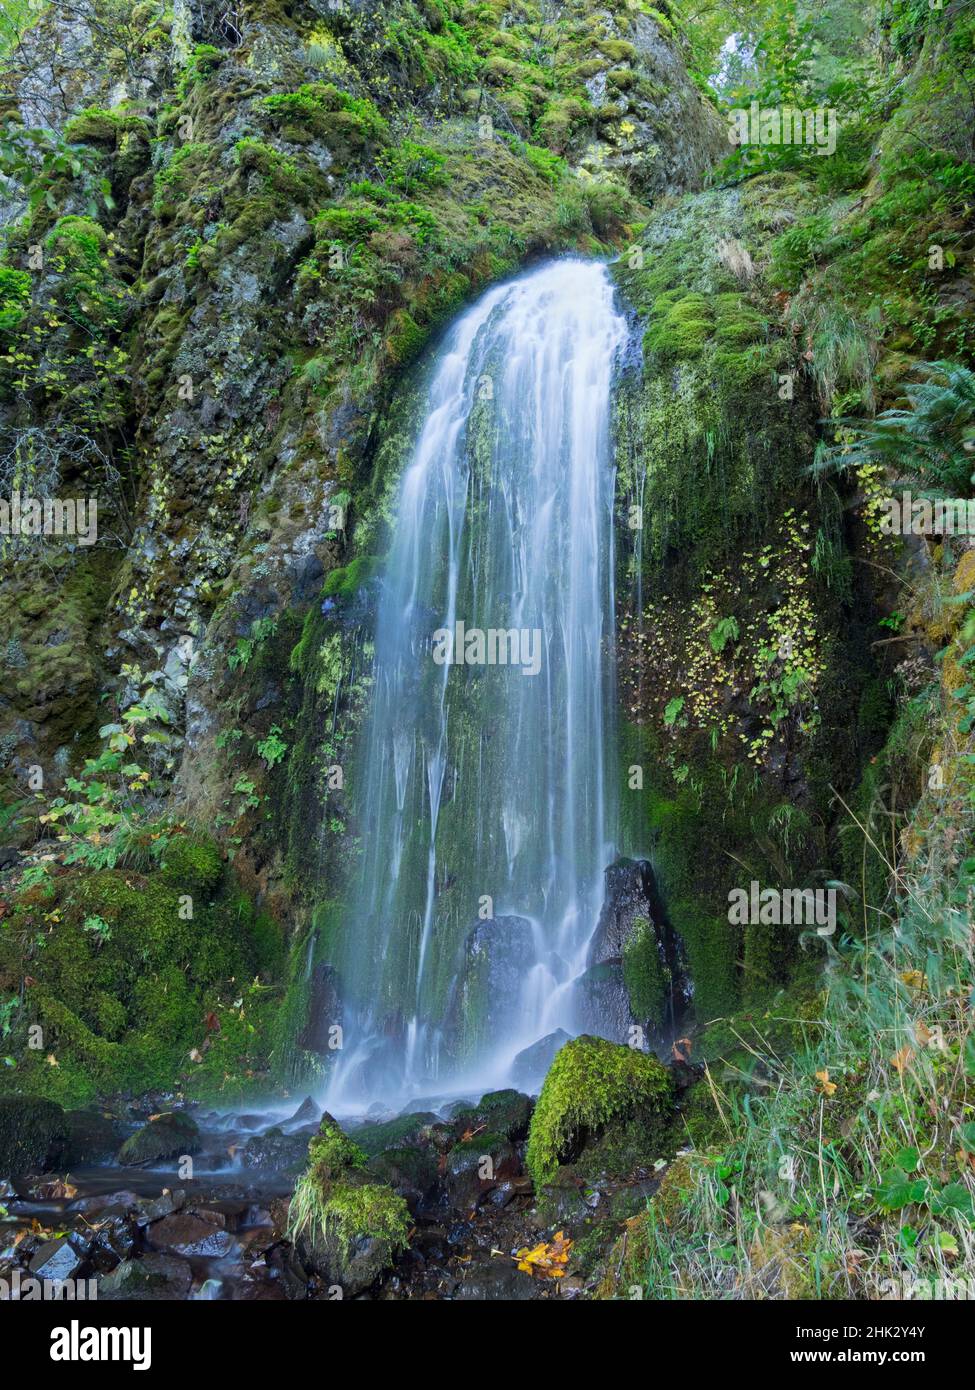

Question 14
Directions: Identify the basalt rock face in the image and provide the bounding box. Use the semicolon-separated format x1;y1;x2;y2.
575;858;690;1046
0;0;722;816
587;858;667;964
0;0;728;1093
566;0;727;197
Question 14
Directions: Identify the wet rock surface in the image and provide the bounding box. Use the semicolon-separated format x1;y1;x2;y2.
0;1077;685;1299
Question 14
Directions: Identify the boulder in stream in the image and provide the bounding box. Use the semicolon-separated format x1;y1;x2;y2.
116;1111;201;1167
0;1095;68;1176
510;1030;571;1091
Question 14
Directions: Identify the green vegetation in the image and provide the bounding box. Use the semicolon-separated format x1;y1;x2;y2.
0;0;973;1308
0;833;283;1107
289;1117;410;1284
526;1035;673;1188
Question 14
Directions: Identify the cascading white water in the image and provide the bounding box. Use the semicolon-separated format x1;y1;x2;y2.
326;258;629;1110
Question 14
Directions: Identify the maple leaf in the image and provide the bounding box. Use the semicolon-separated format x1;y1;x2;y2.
515;1230;573;1279
815;1068;837;1096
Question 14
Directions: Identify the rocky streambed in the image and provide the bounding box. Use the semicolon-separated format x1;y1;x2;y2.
0;1075;679;1301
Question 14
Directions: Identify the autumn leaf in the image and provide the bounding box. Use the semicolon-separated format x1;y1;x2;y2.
32;1178;77;1200
890;1046;914;1075
815;1069;837;1096
900;970;927;991
515;1230;573;1279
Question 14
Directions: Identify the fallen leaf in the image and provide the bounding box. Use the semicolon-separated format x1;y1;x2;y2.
815;1068;837;1096
31;1178;77;1200
514;1230;573;1280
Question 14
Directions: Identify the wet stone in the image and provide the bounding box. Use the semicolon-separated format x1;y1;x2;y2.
147;1211;237;1259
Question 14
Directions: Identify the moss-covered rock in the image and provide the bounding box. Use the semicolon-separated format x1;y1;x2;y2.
116;1111;201;1166
289;1116;411;1296
350;1111;439;1158
525;1035;674;1188
0;1095;69;1176
448;1089;532;1143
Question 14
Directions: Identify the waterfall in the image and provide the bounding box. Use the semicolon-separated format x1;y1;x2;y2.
326;258;629;1109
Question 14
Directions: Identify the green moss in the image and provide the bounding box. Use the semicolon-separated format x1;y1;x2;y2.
116;1110;200;1165
0;265;30;333
643;290;712;359
314;1179;411;1254
306;1117;367;1180
158;833;223;891
289;1117;410;1281
0;1095;68;1175
0;838;284;1107
321;555;382;600
525;1035;673;1188
622;917;667;1025
351;1112;437;1157
535;96;593;151
152;142;212;211
178;42;225;92
261;83;388;162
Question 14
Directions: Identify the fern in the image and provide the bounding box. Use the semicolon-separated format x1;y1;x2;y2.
813;359;975;494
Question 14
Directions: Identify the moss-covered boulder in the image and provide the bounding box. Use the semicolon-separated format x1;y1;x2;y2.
350;1111;439;1157
0;1096;68;1176
366;1145;441;1213
63;1108;125;1166
525;1036;674;1188
448;1089;533;1143
289;1117;411;1296
117;1111;201;1167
